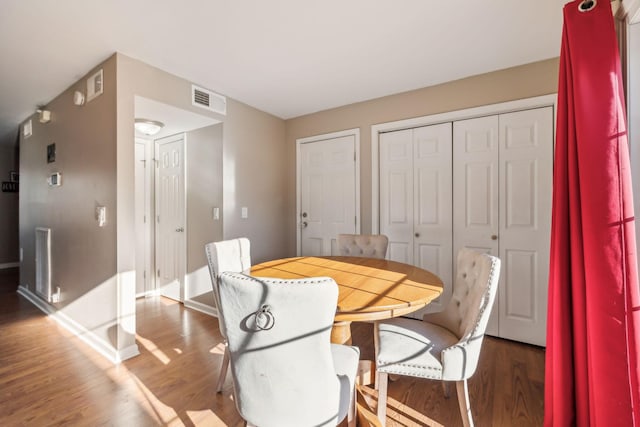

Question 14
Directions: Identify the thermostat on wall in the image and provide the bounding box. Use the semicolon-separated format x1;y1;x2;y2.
48;172;62;187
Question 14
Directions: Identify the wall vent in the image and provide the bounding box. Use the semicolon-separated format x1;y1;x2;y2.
192;85;226;115
35;227;52;303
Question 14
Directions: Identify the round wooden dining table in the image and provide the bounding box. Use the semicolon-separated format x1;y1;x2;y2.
251;256;444;345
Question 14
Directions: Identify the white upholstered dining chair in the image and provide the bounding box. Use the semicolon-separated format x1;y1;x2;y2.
218;271;360;427
337;234;389;259
374;248;500;427
204;237;251;393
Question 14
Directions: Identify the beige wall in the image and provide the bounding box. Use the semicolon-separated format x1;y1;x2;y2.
0;135;19;265
185;123;223;307
17;52;288;360
284;58;560;255
19;55;120;350
117;54;287;266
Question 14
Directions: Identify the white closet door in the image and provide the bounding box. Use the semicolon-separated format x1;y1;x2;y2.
498;107;553;346
380;124;452;318
412;123;453;314
379;129;414;263
453;115;500;334
453;116;500;255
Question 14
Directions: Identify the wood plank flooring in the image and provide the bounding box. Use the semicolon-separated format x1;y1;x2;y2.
0;269;544;426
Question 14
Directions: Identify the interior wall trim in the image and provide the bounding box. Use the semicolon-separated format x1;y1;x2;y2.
17;285;140;364
183;298;217;318
0;262;19;269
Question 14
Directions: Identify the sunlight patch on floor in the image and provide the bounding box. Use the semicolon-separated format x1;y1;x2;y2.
187;409;226;425
387;396;444;427
210;342;226;355
136;334;171;365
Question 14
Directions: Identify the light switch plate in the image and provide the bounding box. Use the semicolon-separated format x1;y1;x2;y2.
241;207;248;219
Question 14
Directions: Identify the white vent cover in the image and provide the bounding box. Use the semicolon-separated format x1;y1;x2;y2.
23;119;32;138
192;85;226;115
35;227;52;303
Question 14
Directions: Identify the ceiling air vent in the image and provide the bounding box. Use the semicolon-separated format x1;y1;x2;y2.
192;85;226;115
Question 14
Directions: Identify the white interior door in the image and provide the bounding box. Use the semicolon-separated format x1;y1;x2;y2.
155;134;186;302
453;115;500;334
498;107;552;346
134;140;151;297
299;134;357;256
453;108;552;346
379;129;414;263
379;123;453;317
412;123;453;314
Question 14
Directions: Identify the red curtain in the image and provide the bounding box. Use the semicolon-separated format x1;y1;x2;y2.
545;1;640;425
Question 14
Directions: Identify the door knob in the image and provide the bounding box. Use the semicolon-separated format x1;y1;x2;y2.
176;227;184;232
302;221;308;228
415;233;420;238
491;234;498;240
301;212;308;218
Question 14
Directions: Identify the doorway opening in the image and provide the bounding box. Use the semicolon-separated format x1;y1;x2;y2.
134;96;222;303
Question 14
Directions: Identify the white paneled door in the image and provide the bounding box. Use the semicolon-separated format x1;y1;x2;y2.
155;134;186;302
454;107;553;346
299;133;357;256
379;123;453;316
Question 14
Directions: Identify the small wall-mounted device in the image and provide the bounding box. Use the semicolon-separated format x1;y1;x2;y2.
23;120;32;138
73;90;85;106
37;109;51;124
47;172;62;187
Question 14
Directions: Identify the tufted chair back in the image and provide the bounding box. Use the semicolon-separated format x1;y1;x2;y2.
218;272;359;427
337;234;389;259
422;248;500;379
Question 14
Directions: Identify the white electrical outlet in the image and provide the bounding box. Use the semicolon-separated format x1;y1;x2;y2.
51;287;61;303
241;207;248;219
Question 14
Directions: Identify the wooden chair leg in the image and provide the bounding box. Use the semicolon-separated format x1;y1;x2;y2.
373;322;380;390
442;381;451;398
377;372;389;427
456;379;474;427
216;344;230;393
347;383;356;427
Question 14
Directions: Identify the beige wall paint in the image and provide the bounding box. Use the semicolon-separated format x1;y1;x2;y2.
185;123;223;307
0;137;19;265
117;54;287;267
19;56;121;351
223;98;288;263
284;58;560;255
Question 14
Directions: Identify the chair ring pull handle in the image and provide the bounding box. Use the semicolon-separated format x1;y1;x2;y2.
254;304;275;331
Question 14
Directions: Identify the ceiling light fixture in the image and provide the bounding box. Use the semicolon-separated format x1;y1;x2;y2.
134;118;164;136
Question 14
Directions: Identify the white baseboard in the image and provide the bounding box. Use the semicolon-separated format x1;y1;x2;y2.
0;262;19;269
183;298;218;318
17;286;140;364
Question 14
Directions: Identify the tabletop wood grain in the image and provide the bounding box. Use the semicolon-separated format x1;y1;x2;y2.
251;256;443;323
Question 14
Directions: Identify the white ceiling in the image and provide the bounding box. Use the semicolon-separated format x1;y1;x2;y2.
0;0;569;144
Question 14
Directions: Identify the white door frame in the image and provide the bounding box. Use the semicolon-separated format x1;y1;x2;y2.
371;94;558;233
296;128;360;255
135;137;155;297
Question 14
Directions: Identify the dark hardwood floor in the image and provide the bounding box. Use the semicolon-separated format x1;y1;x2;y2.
0;269;544;426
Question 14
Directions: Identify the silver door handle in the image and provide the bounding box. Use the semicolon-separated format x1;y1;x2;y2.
301;221;308;228
176;227;184;232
